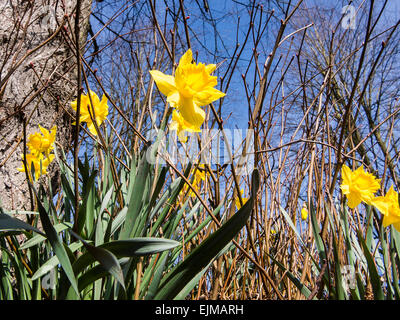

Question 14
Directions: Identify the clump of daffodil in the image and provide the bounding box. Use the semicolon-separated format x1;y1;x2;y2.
71;90;109;136
235;189;248;210
27;125;57;157
340;164;381;209
18;125;57;181
301;203;308;221
18;152;55;181
371;186;400;232
149;49;225;136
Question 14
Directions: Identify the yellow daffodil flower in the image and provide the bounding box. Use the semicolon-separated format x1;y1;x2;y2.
340;164;380;209
371;186;400;232
27;125;57;157
170;110;200;143
150;49;225;132
235;189;248;209
71;90;109;136
301;204;308;221
18;153;55;180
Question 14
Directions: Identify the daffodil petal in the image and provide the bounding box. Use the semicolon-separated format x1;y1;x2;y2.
169;120;178;131
194;87;226;106
177;97;205;130
99;94;109;118
87;122;97;135
88;90;100;106
341;165;352;186
383;214;400;228
71;100;77;110
340;184;350;195
347;192;362;209
167;91;180;108
205;63;216;74
178;130;188;143
178;49;193;67
38;125;49;137
371;196;389;216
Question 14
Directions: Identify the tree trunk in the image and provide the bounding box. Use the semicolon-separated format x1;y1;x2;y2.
0;0;92;211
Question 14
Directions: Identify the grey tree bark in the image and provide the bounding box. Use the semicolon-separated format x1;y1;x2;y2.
0;0;92;210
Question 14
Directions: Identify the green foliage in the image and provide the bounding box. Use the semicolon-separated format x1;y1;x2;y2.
0;139;257;300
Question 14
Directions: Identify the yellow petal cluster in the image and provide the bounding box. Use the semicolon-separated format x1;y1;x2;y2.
71;90;109;136
340;164;380;209
150;49;225;139
301;204;308;221
18;153;55;180
27;125;57;157
18;125;57;180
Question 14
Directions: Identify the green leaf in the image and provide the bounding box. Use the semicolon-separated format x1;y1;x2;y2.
390;226;400;299
148;177;182;224
365;206;374;251
20;222;72;249
148;167;168;210
144;253;168;300
119;150;150;240
69;229;126;292
110;207;128;236
308;201;331;292
309;202;326;262
95;185;114;247
76;168;98;236
357;229;384;300
31;242;82;281
76;258;130;293
2;210;39;215
339;203;361;300
380;225;394;299
33;186;80;296
0;213;44;236
99;186;114;221
0;248;15;299
73;237;180;276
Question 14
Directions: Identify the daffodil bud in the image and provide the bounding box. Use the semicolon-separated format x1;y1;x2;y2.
301;204;308;221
